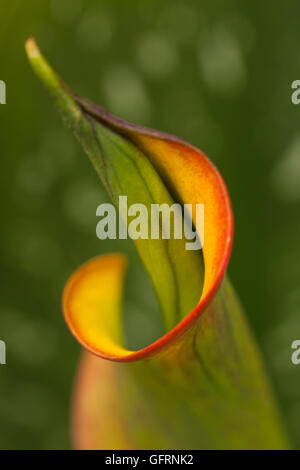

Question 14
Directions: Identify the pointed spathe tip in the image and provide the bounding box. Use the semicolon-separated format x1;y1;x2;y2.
25;37;39;58
25;38;81;127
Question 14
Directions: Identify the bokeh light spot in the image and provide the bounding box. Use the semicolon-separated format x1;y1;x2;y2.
198;26;247;94
136;32;178;80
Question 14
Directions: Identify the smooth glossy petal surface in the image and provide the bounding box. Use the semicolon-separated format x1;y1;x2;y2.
62;98;233;360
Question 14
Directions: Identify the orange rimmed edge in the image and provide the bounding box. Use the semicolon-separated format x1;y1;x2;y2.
62;114;233;362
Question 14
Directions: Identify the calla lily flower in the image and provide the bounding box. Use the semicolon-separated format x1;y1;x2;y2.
26;38;290;450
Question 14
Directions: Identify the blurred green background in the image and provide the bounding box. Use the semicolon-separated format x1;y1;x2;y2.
1;0;300;449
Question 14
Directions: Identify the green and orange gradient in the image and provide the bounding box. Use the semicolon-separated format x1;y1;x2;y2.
26;38;290;449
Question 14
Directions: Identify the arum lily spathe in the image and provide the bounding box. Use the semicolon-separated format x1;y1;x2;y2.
25;38;290;450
